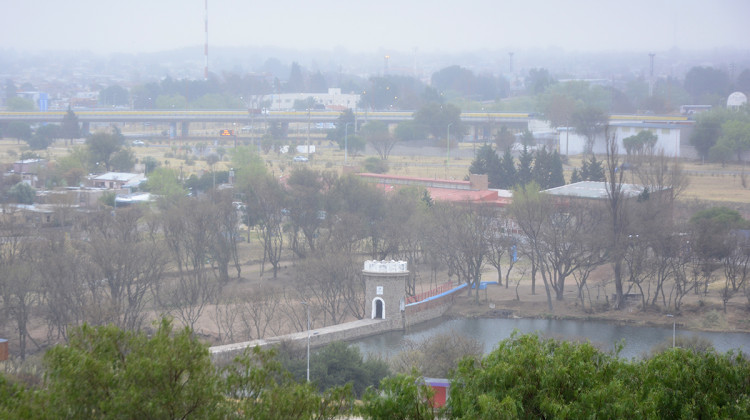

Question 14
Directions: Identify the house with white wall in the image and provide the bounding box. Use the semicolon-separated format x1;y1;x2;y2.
558;122;685;157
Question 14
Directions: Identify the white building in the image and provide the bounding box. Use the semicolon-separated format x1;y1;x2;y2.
558;122;683;157
269;88;360;111
90;172;146;190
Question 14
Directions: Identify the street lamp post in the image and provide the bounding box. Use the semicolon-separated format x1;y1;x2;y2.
301;301;310;382
344;122;353;164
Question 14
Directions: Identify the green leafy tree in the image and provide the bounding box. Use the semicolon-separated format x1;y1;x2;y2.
282;341;390;397
223;346;354;419
362;156;389;173
572;105;607;154
8;182;36;204
684;66;730;104
143;156;160;174
328;109;355;144
623;130;658;156
526;68;553;95
413;102;464;143
99;85;130;106
28;123;60;149
636;348;750;418
469;144;502;188
709;142;733;166
539;92;577;130
155;94;188;109
449;333;637;419
736;69;750;95
715;118;750;162
6;96;35;111
5;121;31;143
145;167;185;199
394;120;427;142
43;319;223;419
498;147;517;189
110;148;135;172
60;108;80;142
360;372;437;420
691;110;726;161
86;129;125;172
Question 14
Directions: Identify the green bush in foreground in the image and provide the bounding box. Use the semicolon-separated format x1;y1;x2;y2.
2;324;748;419
448;332;750;419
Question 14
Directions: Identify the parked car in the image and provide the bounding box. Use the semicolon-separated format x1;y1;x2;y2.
293;155;309;162
132;140;146;146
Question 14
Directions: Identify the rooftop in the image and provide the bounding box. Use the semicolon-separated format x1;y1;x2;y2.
543;181;647;199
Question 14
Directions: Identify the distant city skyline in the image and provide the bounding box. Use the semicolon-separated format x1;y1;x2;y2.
1;0;749;55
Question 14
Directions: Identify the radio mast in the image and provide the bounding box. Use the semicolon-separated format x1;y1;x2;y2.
204;0;209;80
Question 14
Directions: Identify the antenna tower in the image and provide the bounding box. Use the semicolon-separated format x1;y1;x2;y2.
204;0;209;80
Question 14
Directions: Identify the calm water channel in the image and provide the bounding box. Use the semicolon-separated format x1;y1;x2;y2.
353;317;750;360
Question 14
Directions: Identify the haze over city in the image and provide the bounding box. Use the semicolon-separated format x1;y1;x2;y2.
2;0;749;55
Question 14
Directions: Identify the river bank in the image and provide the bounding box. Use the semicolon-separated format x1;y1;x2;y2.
443;277;750;335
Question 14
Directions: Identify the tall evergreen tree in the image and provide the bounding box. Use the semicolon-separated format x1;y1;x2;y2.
285;62;305;93
60;107;80;145
499;147;517;189
548;150;566;187
570;168;582;183
469;144;502;188
532;147;551;188
517;145;534;187
587;154;605;181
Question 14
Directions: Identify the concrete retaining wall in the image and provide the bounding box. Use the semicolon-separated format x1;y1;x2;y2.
210;283;468;365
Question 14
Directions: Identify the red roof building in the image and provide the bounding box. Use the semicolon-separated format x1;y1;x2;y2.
358;173;511;208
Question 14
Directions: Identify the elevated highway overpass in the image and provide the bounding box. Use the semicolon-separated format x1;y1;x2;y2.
0;109;689;138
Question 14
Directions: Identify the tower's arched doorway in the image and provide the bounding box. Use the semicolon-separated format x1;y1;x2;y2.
372;298;385;319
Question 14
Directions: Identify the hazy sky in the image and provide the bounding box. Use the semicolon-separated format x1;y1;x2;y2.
1;0;748;55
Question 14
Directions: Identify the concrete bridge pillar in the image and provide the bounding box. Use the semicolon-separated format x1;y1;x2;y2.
363;260;408;328
81;122;90;136
181;121;190;138
169;122;177;139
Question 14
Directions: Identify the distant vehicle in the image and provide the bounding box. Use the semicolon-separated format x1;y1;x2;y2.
132;140;146;146
293;155;309;162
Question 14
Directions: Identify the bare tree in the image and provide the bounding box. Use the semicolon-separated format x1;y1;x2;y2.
603;127;628;309
38;231;95;342
509;184;556;311
485;213;515;287
245;174;286;278
77;208;165;331
285;168;327;258
720;233;750;312
431;202;493;304
0;221;40;359
361;120;398;160
294;250;361;326
238;287;282;339
209;300;241;344
211;191;242;283
159;197;221;331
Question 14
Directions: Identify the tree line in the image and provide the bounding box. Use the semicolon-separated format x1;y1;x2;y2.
1;321;747;419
